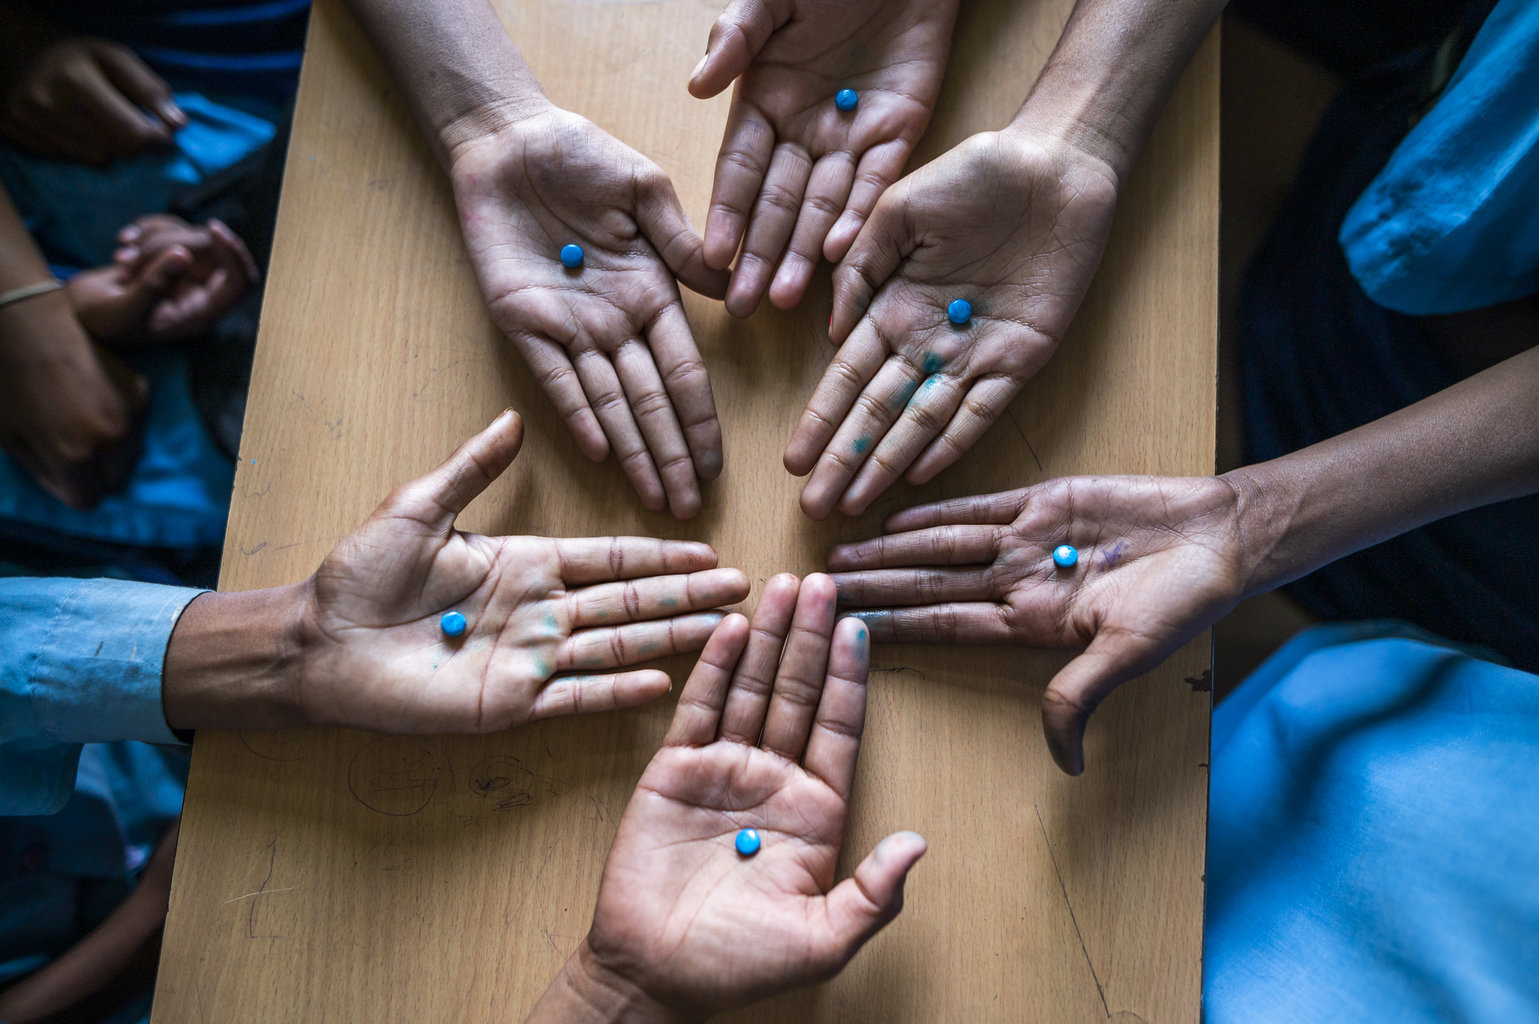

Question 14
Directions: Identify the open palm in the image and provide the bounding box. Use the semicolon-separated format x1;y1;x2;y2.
297;411;749;734
827;475;1247;774
449;109;728;519
689;0;959;316
581;575;927;1016
788;131;1119;520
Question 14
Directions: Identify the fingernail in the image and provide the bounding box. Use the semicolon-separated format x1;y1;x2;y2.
691;53;709;81
120;225;140;242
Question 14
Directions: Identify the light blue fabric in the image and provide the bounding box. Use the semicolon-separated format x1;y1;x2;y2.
1206;622;1539;1022
0;578;200;816
0;91;275;268
1339;0;1539;314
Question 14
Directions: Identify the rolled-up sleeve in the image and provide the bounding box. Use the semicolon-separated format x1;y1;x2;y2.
1;578;204;815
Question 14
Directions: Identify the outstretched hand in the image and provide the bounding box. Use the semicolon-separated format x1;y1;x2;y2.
787;130;1118;519
448;108;729;520
690;0;958;316
828;475;1246;774
530;574;926;1021
296;410;750;734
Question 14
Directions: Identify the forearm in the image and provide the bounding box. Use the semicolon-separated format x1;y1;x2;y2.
1008;0;1227;178
0;182;55;292
341;0;550;167
161;584;312;731
1228;344;1539;595
527;942;689;1024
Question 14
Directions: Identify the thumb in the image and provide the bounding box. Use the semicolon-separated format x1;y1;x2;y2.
1041;630;1154;776
377;409;524;533
94;42;183;128
688;0;781;99
636;170;730;300
823;831;928;962
829;195;906;344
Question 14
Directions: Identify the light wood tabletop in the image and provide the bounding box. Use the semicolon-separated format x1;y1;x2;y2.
153;0;1217;1019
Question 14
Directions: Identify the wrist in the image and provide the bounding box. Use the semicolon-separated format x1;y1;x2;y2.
1004;94;1129;188
439;93;555;170
1219;462;1300;598
527;938;692;1024
161;580;316;732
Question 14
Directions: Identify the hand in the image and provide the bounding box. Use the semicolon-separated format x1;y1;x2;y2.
827;475;1246;774
0;37;184;164
533;574;926;1021
66;217;258;345
447;107;729;520
0;291;147;508
294;410;751;733
689;0;958;316
786;129;1119;520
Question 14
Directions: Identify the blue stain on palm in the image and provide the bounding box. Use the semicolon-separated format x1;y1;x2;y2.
853;434;871;454
921;352;946;374
735;828;762;856
440;611;467;637
534;659;551;679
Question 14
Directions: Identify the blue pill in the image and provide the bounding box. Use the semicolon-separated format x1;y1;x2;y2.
1053;545;1079;569
559;243;584;269
735;828;762;856
947;298;972;325
440;611;468;637
835;88;858;112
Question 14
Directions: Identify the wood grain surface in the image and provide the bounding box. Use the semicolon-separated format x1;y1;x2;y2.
153;1;1217;1020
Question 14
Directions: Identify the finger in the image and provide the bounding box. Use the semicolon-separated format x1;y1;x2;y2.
378;409;523;529
760;573;838;761
149;264;240;339
725;142;813;318
908;375;1030;486
634;169;727;299
93;43;182;127
526;671;672;722
769;151;856;311
825;139;912;266
827;525;1000;572
844;603;1014;644
801;616;870;801
840;373;966;515
829;186;908;344
566;568;750;628
688;0;778;99
664;613;751;747
572;348;666;512
799;357;925;522
559;612;726;671
831;568;997;607
704;99;776;271
823;831;928;963
718;573;801;744
647;302;723;481
552;536;719;585
612;338;701;519
67;61;169;153
208;218;260;284
515;334;608;462
882;490;1027;533
783;323;887;478
1042;630;1156;776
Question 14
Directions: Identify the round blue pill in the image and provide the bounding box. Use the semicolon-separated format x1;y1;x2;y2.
440;611;468;637
947;298;972;325
1053;545;1079;569
835;88;858;112
735;828;762;857
559;243;584;269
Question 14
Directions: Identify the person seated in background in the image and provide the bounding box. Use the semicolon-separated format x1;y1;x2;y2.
0;411;754;1023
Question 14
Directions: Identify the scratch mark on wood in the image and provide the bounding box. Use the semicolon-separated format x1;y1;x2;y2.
1006;407;1044;472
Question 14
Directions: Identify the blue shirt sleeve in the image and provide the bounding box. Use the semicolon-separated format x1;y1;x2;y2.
0;578;204;815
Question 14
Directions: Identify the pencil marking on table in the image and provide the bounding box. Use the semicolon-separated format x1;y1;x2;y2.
242;541;267;557
239;729;308;762
1185;669;1212;692
348;738;449;816
469;756;535;810
224;885;297;904
246;837;285;939
1005;407;1044;471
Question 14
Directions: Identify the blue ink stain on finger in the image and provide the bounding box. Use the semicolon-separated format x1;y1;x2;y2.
660;595;679;610
889;379;919;410
921;352;946;374
851;610;889;626
853;434;872;454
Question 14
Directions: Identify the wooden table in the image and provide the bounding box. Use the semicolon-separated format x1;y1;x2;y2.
154;1;1217;1019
